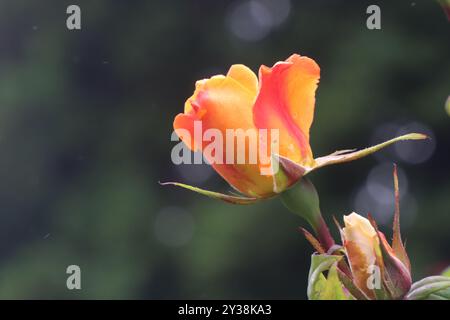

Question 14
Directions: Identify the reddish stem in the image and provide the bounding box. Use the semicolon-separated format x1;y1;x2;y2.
315;215;335;252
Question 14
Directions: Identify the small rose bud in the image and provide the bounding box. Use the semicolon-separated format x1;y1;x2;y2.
342;212;380;298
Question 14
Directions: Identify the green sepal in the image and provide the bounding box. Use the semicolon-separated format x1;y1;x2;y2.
280;178;321;229
376;231;411;300
312;133;428;171
391;164;411;272
159;181;259;204
307;254;353;300
336;268;370;300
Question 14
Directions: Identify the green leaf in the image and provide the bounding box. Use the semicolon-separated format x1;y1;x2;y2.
425;288;450;300
307;254;353;300
406;276;450;300
159;181;259;204
442;266;450;277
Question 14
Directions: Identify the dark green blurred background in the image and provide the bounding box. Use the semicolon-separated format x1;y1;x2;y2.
0;0;448;299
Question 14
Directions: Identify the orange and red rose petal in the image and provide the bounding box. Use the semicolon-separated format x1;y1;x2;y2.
173;65;275;197
253;54;319;167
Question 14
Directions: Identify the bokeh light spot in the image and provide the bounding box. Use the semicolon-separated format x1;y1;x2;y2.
394;122;435;164
353;164;417;227
226;0;291;42
175;151;214;185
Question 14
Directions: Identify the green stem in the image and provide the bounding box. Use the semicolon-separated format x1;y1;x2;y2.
280;178;335;251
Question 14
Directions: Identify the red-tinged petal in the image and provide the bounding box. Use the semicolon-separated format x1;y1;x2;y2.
253;54;319;166
173;66;275;198
173;113;199;151
283;54;320;141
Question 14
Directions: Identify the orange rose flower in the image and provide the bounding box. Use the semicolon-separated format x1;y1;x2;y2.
165;54;426;203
